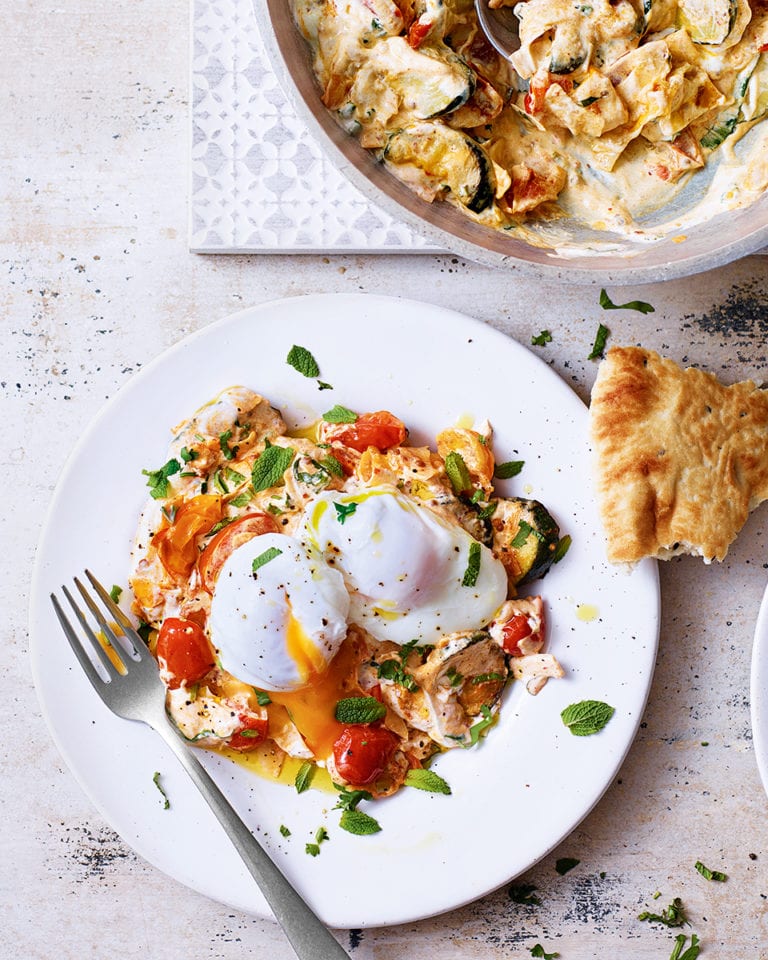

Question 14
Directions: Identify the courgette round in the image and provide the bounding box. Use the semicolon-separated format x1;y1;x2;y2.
491;497;561;585
383;121;496;213
676;0;740;44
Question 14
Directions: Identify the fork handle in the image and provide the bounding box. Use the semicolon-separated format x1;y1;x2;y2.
154;718;351;960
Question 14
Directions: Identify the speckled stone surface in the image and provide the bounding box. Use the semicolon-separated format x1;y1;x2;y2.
3;3;768;958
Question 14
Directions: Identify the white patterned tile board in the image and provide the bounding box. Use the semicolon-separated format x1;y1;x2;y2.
189;0;440;253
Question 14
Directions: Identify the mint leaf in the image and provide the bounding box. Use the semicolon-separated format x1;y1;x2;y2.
295;761;315;794
252;546;282;573
305;842;320;857
333;786;373;811
252;444;295;492
638;896;688;927
599;289;655;314
317;380;333;391
588;322;610;360
468;704;494;746
495;460;524;479
253;688;272;706
510;520;533;548
334;696;387;724
530;946;559;959
553;534;572;563
323;405;358;424
279;824;291;837
404;768;451;795
109;584;123;604
462;541;481;587
694;860;727;882
339;809;381;835
531;330;552;347
673;934;701;960
334;501;357;524
555;857;580;875
508;883;540;905
152;771;170;810
444;450;473;495
142;458;181;499
319;454;344;477
286;344;320;378
561;700;614;736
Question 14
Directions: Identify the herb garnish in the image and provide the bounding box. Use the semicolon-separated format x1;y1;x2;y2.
694;860;727;882
508;883;541;905
530;946;559;959
318;454;344;477
334;696;387;724
599;289;655;314
109;584;123;604
445;451;473;495
638;896;688;927
323;404;358;424
251;442;295;492
462;541;482;587
495;460;525;479
253;688;272;706
376;640;420;691
142;458;180;499
588;322;611;360
286;344;320;379
334;786;381;835
670;933;700;960
219;429;238;461
555;857;580;875
531;330;553;347
468;704;494;745
331;501;356;525
561;700;615;736
404;768;451;795
552;534;572;563
305;825;329;857
252;546;283;574
279;824;291;838
180;446;197;463
152;771;170;809
294;761;315;794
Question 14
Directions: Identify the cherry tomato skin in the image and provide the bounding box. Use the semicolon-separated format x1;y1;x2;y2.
156;617;215;689
327;411;407;453
500;614;533;657
332;724;399;785
227;714;269;752
153;495;224;579
197;512;280;593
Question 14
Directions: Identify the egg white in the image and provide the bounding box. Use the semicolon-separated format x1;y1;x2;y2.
300;486;508;645
210;532;350;691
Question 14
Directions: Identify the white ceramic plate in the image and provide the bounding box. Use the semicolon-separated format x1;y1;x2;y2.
30;294;659;928
751;585;768;798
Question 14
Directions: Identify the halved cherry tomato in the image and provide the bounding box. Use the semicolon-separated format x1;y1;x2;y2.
332;724;400;785
152;494;223;579
227;713;269;752
500;614;533;657
325;411;407;453
197;512;280;594
156;617;215;689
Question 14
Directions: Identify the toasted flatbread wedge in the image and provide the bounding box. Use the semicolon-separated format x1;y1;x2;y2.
590;345;768;563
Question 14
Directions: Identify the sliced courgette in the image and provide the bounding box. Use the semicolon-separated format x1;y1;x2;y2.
492;497;560;585
676;0;739;44
549;21;588;75
383;121;496;212
368;37;475;120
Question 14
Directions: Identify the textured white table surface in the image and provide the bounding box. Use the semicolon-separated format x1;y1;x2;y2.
4;3;768;959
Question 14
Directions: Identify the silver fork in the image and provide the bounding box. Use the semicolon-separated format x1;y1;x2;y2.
51;570;351;960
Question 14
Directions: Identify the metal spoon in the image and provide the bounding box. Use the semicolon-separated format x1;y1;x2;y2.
474;0;521;60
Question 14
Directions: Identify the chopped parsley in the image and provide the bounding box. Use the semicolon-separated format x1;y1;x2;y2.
279;824;291;838
109;584;123;604
531;330;553;347
638;896;688;927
